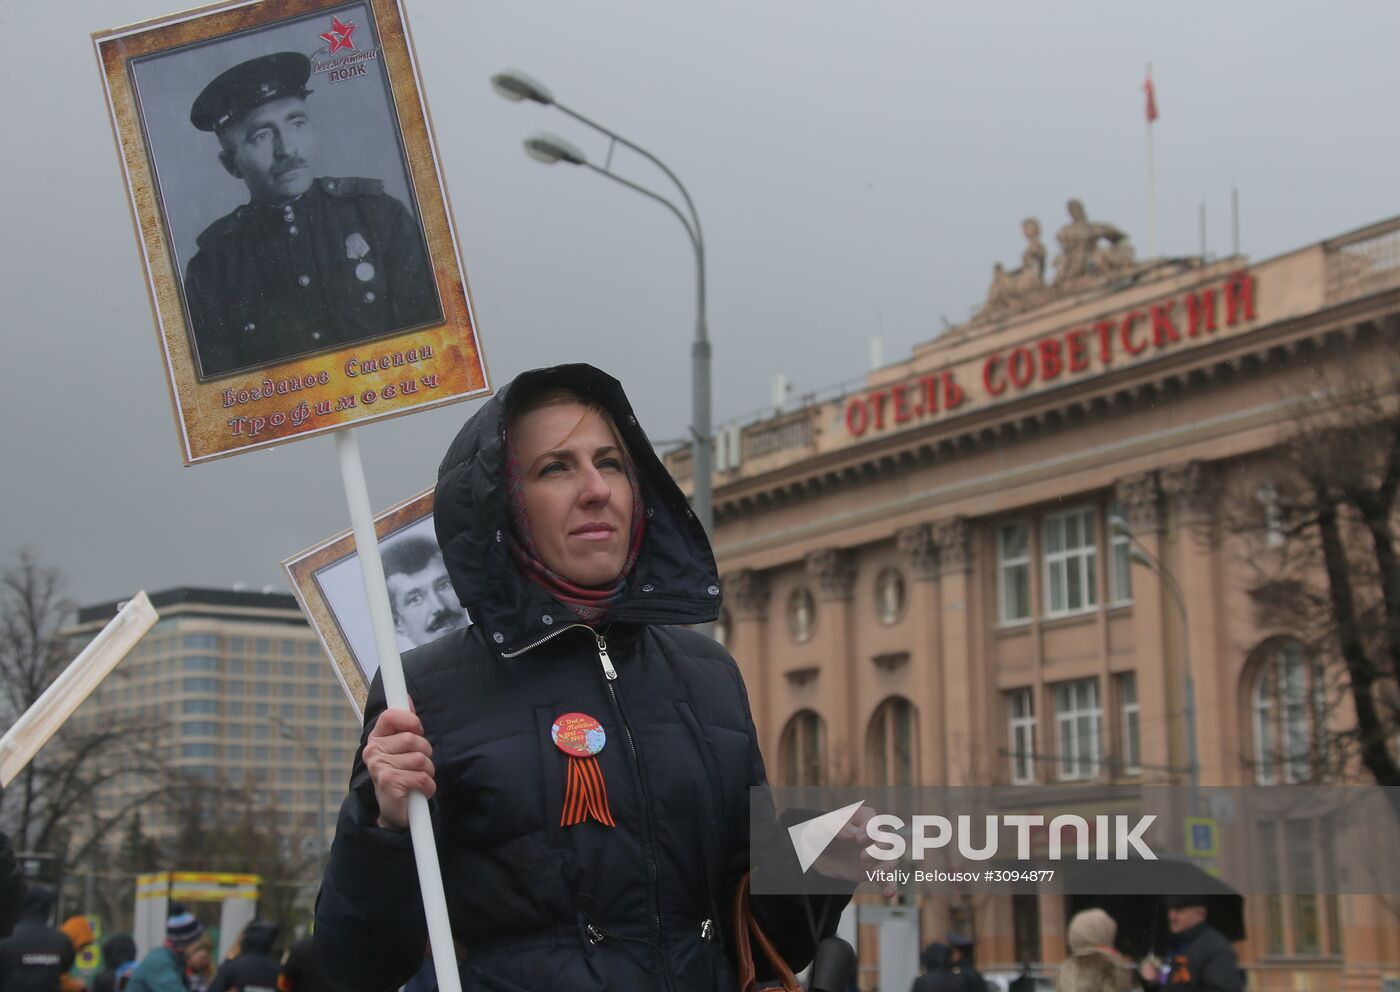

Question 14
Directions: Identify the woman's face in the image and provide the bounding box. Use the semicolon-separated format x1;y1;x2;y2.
514;402;635;587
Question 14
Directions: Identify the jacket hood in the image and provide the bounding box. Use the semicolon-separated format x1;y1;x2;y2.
434;364;720;656
61;915;95;948
102;934;137;966
240;920;278;953
922;942;953;971
20;883;54;921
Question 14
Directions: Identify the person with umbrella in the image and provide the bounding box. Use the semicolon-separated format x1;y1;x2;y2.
1139;896;1242;992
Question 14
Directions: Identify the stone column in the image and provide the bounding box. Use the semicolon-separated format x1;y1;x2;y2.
931;517;977;784
805;548;857;780
724;568;774;758
1160;460;1223;785
1114;471;1168;779
897;523;944;786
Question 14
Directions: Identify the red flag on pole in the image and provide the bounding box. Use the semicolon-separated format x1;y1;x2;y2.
1144;69;1159;123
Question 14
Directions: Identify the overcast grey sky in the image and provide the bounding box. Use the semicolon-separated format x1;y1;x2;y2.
3;0;1397;607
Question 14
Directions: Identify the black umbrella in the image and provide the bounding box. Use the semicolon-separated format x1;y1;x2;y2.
1066;856;1245;958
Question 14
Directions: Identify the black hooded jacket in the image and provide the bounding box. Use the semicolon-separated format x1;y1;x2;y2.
210;921;280;992
0;830;24;939
1161;921;1241;992
913;943;967;992
92;935;137;992
314;365;850;992
0;885;74;992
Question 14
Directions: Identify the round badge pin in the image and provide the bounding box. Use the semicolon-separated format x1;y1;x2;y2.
355;261;375;282
551;712;606;758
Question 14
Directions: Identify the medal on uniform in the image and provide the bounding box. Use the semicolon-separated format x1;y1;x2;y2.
551;712;615;828
344;232;375;282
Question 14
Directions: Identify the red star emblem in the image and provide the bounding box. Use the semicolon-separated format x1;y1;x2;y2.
320;15;357;54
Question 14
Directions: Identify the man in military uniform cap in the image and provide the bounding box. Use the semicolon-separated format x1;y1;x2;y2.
184;52;440;378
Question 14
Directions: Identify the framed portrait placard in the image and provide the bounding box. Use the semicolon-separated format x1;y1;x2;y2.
95;0;489;464
283;486;468;716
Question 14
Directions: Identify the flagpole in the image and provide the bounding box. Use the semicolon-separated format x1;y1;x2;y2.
1146;63;1157;259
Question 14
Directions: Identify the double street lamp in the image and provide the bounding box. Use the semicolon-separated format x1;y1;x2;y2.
491;70;713;540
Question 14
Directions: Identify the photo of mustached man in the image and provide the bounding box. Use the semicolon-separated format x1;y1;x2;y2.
382;534;470;648
183;51;441;378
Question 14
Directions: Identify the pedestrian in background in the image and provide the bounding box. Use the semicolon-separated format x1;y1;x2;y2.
948;930;985;992
1139;897;1241;992
186;940;215;992
912;943;968;992
0;886;77;992
126;910;204;992
91;935;136;992
209;921;279;992
0;826;25;939
276;935;331;992
1057;909;1132;992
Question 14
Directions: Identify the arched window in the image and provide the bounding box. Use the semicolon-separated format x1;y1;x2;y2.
779;710;826;787
867;696;917;788
1251;639;1325;784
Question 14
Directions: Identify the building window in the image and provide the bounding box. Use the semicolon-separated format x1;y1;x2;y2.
181;722;217;737
997;522;1031;625
182;678;217;694
1252;640;1325;784
1012;893;1042;967
182;699;217;715
874;569;906;626
1054;678;1102;781
788;588;817;643
1117;672;1141;775
1109;502;1133;605
1257;818;1343;957
227;659;246;673
779;710;825;787
1006;689;1036;785
182;634;218;649
182;656;218;672
181;744;216;759
868;697;916;788
1043;508;1097;617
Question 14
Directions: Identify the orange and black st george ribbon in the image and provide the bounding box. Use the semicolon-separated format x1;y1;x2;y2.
551;711;615;827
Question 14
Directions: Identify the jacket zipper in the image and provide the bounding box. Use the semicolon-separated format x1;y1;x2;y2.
595;632;671;990
499;622;594;659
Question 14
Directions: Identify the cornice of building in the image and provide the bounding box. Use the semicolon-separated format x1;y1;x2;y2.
668;218;1400;545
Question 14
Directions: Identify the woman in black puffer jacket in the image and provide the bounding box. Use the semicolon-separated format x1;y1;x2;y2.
315;365;868;992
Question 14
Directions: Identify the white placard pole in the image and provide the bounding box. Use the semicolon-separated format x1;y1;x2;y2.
333;428;461;992
0;591;158;787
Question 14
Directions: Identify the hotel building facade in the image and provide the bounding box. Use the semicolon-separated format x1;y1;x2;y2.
668;213;1400;991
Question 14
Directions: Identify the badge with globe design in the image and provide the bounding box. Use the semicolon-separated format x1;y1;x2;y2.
551;712;615;827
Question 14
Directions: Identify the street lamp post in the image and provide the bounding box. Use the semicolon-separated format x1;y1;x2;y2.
1110;518;1200;807
493;71;712;541
270;715;328;880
